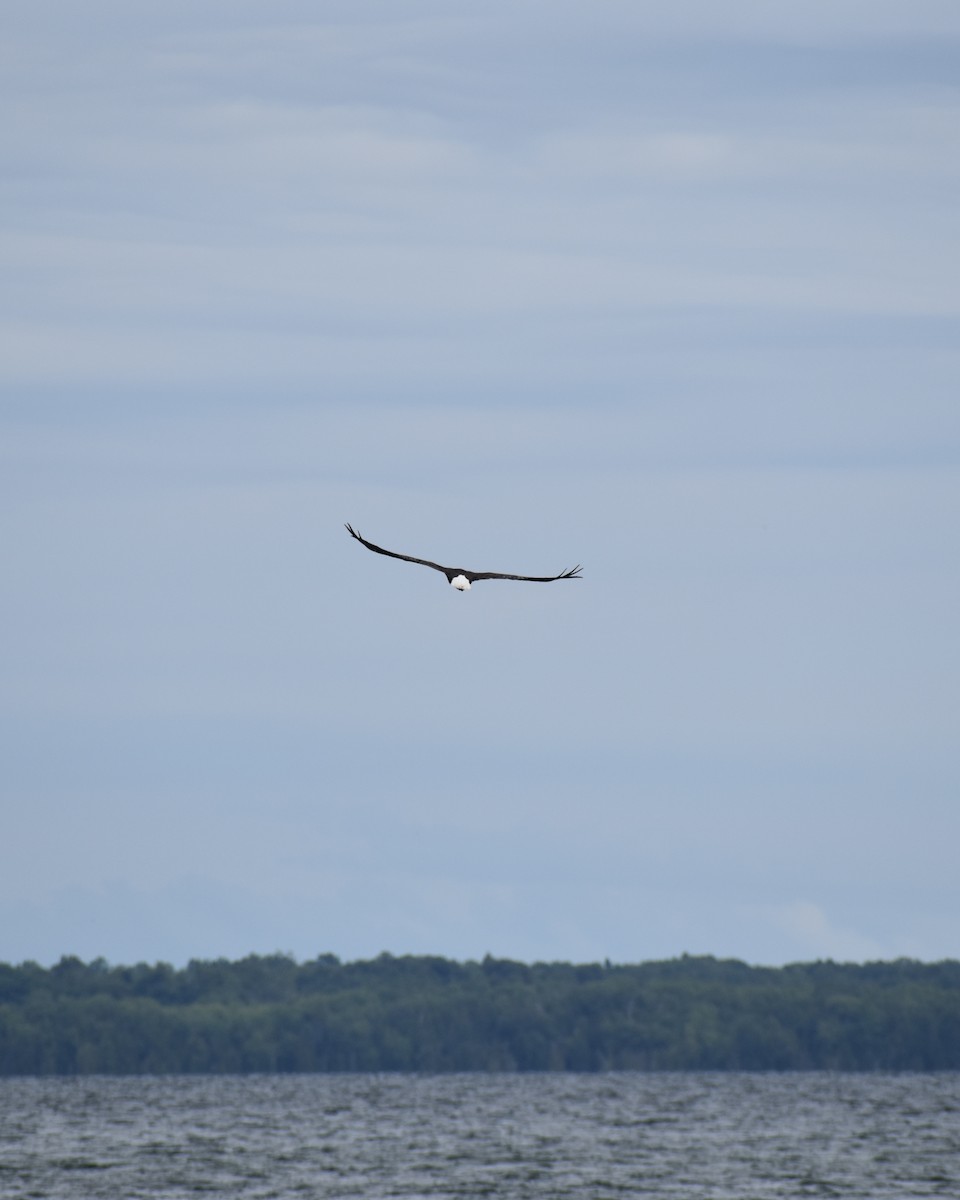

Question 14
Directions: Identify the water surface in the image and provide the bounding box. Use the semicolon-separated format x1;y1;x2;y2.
1;1073;957;1198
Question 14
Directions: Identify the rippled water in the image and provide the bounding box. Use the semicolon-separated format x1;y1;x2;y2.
1;1073;958;1198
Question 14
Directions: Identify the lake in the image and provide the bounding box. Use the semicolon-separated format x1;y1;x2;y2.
1;1073;958;1198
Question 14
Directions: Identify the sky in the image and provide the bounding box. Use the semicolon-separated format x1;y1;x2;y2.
2;1;959;969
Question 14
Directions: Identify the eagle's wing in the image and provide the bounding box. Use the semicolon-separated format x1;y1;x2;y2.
468;565;582;583
345;524;450;576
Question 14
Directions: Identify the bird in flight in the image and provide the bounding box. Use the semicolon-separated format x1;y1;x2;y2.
345;524;582;591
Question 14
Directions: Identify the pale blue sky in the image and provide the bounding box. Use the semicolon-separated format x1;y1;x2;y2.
3;1;959;967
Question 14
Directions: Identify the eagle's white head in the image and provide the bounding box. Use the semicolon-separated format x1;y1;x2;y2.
450;574;471;591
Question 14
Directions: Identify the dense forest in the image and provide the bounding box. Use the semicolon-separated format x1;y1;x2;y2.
1;953;958;1075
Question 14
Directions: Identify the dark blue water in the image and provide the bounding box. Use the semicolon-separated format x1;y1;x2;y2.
1;1073;958;1198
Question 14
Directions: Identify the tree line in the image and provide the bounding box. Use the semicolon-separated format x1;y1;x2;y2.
1;953;958;1075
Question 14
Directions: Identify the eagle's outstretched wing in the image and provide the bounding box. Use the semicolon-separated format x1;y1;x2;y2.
468;565;582;583
344;523;450;576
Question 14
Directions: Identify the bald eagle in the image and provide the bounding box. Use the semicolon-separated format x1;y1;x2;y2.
345;524;582;591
